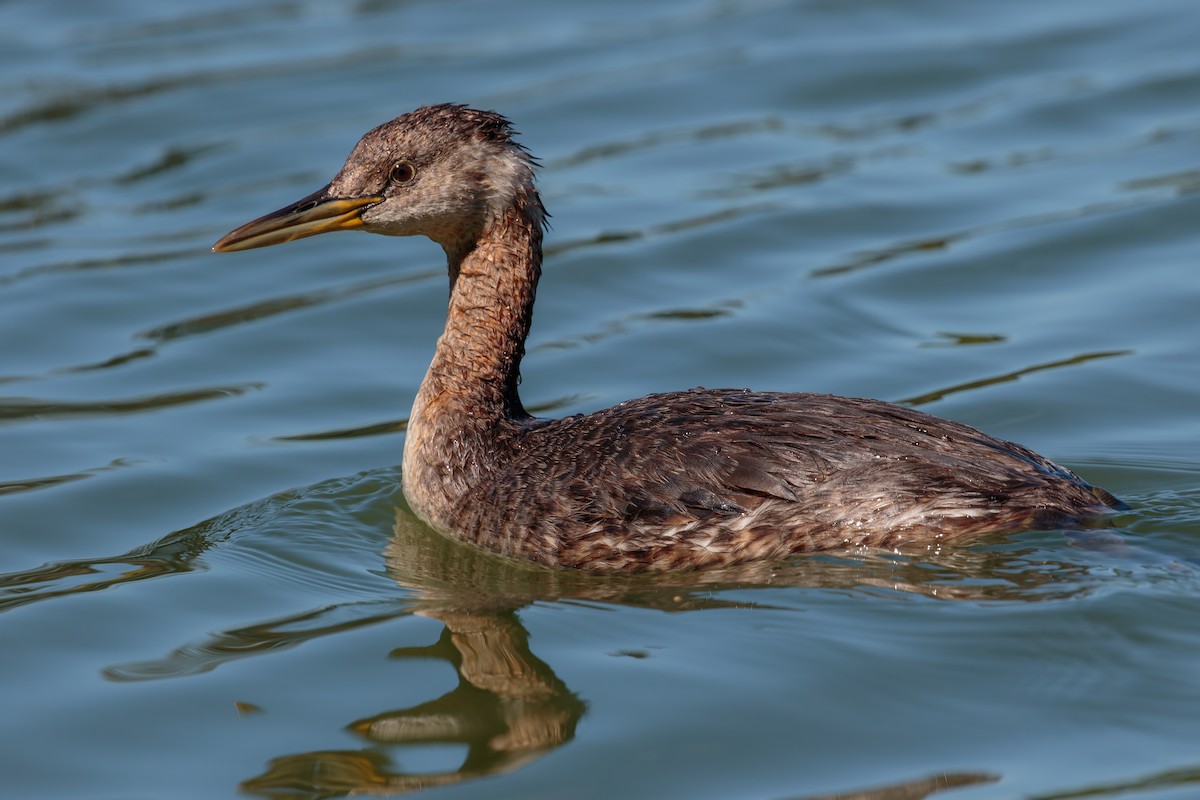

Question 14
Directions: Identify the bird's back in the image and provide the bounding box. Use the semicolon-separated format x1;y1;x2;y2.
443;388;1121;571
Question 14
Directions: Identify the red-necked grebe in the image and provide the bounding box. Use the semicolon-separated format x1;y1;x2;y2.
213;104;1123;572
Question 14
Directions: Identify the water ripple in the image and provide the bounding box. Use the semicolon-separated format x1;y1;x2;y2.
0;46;407;137
550;116;785;170
0;457;139;497
0;383;261;423
810;195;1178;279
899;350;1132;406
1031;763;1200;800
104;599;413;682
137;271;435;343
0;247;195;288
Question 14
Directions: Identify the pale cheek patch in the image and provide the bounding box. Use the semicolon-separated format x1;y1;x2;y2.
462;141;538;226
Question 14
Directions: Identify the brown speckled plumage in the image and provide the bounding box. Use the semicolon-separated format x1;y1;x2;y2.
214;103;1123;572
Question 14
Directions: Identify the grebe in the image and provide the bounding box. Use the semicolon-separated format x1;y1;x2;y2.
213;104;1122;572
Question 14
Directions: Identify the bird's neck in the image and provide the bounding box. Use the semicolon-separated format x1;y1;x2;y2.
432;205;541;419
403;202;542;526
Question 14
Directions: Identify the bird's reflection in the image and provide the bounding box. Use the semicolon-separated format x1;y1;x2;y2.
363;608;582;770
789;771;997;800
240;507;588;797
242;606;583;796
239;504;1035;798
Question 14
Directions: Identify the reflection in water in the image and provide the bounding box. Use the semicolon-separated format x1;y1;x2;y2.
105;601;414;682
1029;762;1200;800
243;606;584;796
237;497;1163;799
807;191;1175;279
0;383;262;423
550;115;783;169
0;516;216;612
239;509;592;797
786;772;996;800
138;272;432;343
0;469;1181;797
898;350;1131;407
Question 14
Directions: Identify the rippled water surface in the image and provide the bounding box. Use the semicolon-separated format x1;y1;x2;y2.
3;1;1199;798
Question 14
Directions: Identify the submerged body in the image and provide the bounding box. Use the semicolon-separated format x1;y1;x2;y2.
214;104;1122;571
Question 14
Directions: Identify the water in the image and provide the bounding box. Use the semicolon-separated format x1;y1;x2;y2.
2;0;1199;797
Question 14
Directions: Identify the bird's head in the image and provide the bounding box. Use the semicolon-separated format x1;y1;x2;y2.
212;104;542;255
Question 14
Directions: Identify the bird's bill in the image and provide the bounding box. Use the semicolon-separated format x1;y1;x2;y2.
211;185;383;252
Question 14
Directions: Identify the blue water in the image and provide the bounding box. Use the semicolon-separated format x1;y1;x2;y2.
2;1;1199;798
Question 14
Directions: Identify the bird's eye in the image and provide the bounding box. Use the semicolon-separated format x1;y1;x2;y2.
390;160;416;183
